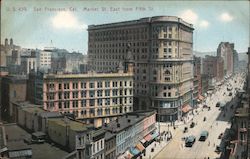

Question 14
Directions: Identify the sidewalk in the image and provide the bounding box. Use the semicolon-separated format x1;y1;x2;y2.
140;105;204;159
142;126;176;159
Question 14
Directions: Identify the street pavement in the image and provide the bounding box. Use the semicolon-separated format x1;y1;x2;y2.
151;73;246;159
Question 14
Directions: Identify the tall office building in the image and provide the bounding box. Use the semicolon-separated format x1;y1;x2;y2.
217;42;234;76
88;16;194;121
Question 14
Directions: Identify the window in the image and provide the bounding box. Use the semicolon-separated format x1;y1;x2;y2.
58;102;62;109
72;101;78;108
81;91;86;98
164;92;167;97
105;90;110;96
97;90;103;97
89;90;95;97
168;48;172;53
73;82;78;89
112;90;118;96
90;99;95;106
105;99;110;105
90;82;95;88
168;92;171;97
98;99;103;106
81;82;86;88
58;83;62;90
105;81;110;88
64;83;69;89
81;100;86;107
73;92;78;98
97;81;103;88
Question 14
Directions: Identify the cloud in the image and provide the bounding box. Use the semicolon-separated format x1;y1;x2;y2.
179;9;210;29
219;12;234;22
199;20;210;28
179;9;198;25
51;11;87;30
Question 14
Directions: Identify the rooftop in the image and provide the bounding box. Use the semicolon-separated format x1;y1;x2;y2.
103;110;156;133
48;118;88;132
4;124;68;159
12;101;45;114
88;16;193;30
43;71;133;79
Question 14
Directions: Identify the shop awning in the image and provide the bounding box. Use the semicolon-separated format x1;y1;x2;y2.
129;147;140;156
198;95;204;101
140;138;147;144
136;142;145;151
144;134;152;142
182;104;192;113
151;131;159;139
125;150;133;159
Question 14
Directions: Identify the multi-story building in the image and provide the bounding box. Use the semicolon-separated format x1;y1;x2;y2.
104;131;116;159
103;110;156;158
1;75;27;121
233;50;239;73
193;56;202;103
247;47;250;158
48;117;89;152
20;54;37;75
51;51;87;73
88;16;194;122
29;66;133;128
201;74;209;96
217;42;234;76
202;55;224;82
38;47;53;72
85;129;106;159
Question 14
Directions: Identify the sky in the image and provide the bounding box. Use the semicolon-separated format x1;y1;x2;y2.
1;0;249;54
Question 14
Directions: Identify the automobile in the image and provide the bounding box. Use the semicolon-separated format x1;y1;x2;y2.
203;105;208;108
216;102;220;107
190;122;195;128
199;130;209;141
31;132;46;144
218;133;224;139
185;135;196;147
215;146;221;154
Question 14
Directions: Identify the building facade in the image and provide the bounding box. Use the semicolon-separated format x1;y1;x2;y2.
1;75;27;121
38;47;53;72
20;55;37;75
193;56;202;101
29;69;133;128
88;16;194;122
217;42;234;76
233;50;239;73
202;55;224;82
103;111;156;158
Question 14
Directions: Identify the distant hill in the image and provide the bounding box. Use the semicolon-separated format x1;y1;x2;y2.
238;52;248;62
193;51;216;58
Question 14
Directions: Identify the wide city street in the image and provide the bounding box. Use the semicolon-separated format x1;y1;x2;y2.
154;73;246;159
